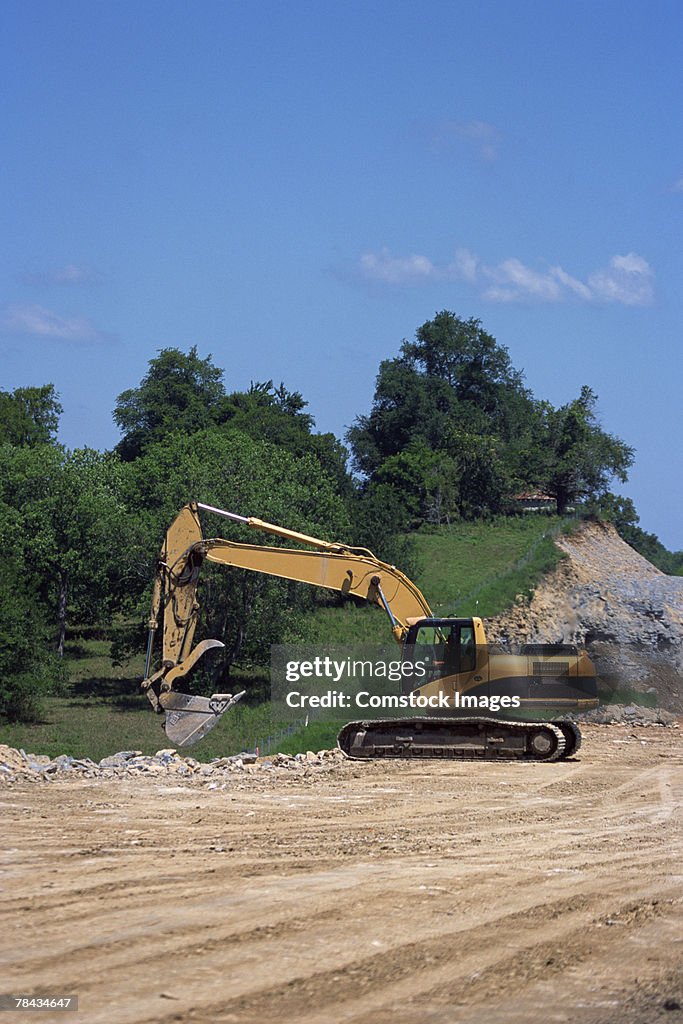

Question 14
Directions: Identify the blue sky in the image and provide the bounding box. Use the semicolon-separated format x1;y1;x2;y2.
2;0;682;547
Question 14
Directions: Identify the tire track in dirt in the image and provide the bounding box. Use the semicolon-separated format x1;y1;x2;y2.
1;725;681;1024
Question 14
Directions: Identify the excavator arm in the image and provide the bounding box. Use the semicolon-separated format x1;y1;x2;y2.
142;501;433;745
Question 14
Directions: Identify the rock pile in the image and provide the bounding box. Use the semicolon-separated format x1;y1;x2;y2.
0;744;345;785
572;704;678;727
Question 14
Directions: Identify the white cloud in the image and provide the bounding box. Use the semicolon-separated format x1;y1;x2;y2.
447;248;480;283
1;304;107;342
359;249;436;285
21;263;100;286
482;258;563;302
432;119;501;161
357;246;654;306
550;266;593;301
587;253;654;306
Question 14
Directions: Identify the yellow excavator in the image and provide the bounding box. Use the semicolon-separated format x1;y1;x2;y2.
142;502;598;760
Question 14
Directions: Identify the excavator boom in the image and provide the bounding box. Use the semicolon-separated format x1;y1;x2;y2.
196;501;433;636
203;541;432;640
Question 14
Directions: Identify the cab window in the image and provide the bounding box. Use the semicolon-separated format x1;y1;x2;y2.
410;624;476;676
459;625;475;673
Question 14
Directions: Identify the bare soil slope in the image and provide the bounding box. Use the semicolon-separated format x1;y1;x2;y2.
2;725;682;1024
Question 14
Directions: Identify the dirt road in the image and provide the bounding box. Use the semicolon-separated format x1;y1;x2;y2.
2;725;682;1024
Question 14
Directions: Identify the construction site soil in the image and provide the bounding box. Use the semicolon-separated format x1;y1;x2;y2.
2;724;682;1024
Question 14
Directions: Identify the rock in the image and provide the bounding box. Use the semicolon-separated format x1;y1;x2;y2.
0;745;31;770
99;750;143;768
0;742;346;782
272;753;294;766
571;703;677;727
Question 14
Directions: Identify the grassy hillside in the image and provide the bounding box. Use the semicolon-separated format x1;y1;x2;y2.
0;515;571;761
302;515;570;644
415;515;570;615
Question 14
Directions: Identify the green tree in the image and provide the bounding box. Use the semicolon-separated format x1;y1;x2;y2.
0;502;61;721
114;351;353;496
0;443;130;655
404;312;536;450
219;380;314;437
347;312;536;523
537;387;635;515
0;384;62;447
114;346;226;460
403;312;528;427
348;483;419;579
443;429;511;519
588;492;639;531
347;357;459;475
218;380;352;497
373;441;460;526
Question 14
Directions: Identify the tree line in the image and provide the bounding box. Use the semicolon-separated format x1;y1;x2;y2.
1;311;679;721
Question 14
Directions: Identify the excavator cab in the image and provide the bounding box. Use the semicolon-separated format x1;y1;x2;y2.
403;618;480;687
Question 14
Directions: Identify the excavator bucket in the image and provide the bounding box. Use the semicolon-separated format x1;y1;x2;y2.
160;689;246;747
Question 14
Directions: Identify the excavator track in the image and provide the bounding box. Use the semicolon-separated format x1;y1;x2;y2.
553;718;582;758
337;717;570;762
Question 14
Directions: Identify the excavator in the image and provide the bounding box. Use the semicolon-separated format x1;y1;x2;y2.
142;501;598;761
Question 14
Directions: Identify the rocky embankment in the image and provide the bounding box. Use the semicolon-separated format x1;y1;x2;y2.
490;520;683;710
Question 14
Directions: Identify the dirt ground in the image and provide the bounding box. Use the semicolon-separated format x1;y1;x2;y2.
2;725;682;1024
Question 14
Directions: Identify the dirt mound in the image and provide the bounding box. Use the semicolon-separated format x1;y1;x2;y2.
490;520;683;710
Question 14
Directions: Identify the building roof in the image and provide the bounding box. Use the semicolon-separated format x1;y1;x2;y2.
512;491;555;502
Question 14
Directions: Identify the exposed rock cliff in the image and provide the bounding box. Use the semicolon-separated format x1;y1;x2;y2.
490;521;683;710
